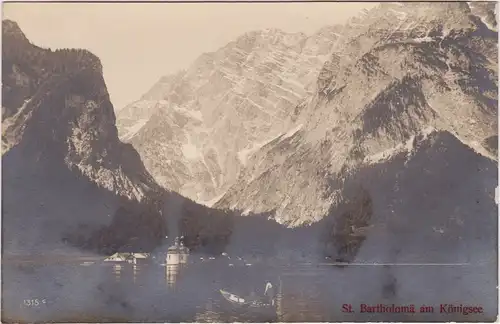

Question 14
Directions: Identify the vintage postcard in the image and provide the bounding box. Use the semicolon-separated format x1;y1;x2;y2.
1;1;498;322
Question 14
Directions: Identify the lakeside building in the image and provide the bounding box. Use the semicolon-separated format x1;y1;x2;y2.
165;237;190;288
166;237;189;266
104;252;151;265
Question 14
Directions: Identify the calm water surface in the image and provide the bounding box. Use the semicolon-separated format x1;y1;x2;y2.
2;259;497;322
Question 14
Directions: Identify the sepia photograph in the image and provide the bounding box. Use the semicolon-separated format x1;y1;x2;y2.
1;1;498;322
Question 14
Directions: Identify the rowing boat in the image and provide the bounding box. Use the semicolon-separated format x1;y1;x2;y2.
219;289;273;308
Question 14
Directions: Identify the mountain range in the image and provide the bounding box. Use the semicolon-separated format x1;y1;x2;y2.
117;2;498;231
117;25;344;204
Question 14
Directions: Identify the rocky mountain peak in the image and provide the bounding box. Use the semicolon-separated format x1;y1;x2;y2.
116;22;340;204
114;3;496;230
212;2;498;225
1;20;175;255
2;21;158;201
2;19;28;42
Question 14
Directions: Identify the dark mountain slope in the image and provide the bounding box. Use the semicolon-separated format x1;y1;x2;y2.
1;20;169;254
320;129;497;265
1;20;266;256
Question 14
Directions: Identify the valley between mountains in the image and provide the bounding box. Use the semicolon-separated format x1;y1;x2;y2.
2;2;497;268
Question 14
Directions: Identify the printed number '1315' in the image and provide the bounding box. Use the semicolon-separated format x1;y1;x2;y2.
23;299;45;307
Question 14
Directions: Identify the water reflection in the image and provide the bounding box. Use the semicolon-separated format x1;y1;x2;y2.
276;277;283;322
1;261;497;322
194;299;222;323
166;264;180;288
113;264;121;281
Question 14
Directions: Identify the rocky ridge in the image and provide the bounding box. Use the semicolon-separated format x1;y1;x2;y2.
214;2;498;226
1;20;166;252
117;26;344;204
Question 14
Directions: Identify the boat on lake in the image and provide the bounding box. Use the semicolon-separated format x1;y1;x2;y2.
219;289;273;308
219;281;276;308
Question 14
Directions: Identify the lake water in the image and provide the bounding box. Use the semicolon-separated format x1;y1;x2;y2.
2;258;497;322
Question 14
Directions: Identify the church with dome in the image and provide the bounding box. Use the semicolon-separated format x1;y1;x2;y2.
166;236;190;266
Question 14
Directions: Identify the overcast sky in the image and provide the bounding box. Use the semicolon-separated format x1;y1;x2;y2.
3;2;374;110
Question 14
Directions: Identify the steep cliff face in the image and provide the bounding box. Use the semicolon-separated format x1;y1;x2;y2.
314;129;497;263
215;2;498;226
116;27;343;204
1;20;166;253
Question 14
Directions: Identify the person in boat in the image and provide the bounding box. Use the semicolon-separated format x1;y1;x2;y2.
264;282;275;306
